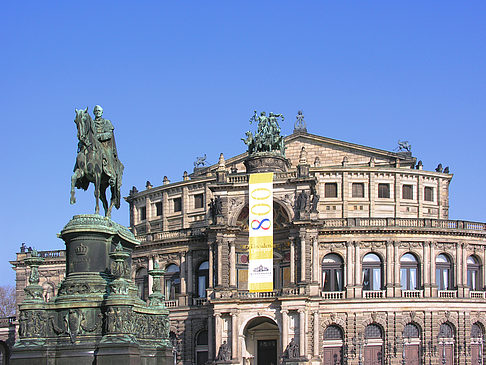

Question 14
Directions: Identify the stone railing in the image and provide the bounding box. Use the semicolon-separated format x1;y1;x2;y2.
227;171;297;184
136;227;205;243
363;290;386;299
321;291;345;300
0;316;15;327
236;291;278;299
321;218;486;232
470;291;486;299
164;300;178;308
193;297;208;306
280;287;302;296
402;290;423;298
438;290;457;298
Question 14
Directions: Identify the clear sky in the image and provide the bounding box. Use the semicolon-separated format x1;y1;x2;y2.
1;2;485;286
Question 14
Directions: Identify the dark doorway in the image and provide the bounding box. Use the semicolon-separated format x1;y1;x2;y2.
364;345;383;365
258;339;277;365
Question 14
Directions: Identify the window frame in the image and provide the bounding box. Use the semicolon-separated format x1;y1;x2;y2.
362;253;383;291
436;254;453;290
173;197;182;213
377;183;390;199
322;254;344;292
402;184;414;200
424;186;434;202
467;255;481;291
194;193;204;210
400;253;420;290
324;182;338;198
352;182;365;198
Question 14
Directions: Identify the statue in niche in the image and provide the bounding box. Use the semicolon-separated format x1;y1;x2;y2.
284;337;299;359
217;340;231;361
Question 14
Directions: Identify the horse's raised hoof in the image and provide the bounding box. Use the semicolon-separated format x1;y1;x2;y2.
70;195;76;204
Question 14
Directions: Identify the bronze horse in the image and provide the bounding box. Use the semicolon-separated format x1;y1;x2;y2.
70;108;122;217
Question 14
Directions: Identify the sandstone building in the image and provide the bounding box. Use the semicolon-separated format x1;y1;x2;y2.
7;114;486;365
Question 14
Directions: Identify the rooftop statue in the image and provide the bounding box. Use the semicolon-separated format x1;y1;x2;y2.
242;110;285;156
70;106;124;217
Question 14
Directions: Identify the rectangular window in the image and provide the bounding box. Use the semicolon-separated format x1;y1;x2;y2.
378;183;390;198
194;193;204;209
140;206;146;221
402;184;413;200
155;202;162;216
424;187;434;202
325;183;338;198
173;197;182;212
352;183;365;198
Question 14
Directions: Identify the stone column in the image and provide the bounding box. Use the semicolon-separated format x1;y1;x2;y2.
229;240;236;288
346;241;354;298
180;252;186;295
300;237;306;283
148;256;154;295
313;311;319;357
182;186;189;229
423;242;430;297
386;241;393;297
299;309;306;357
208;313;214;360
290;238;296;285
431;242;437;296
215;313;222;355
461;243;468;296
456;243;461;292
393;241;400;296
281;310;289;351
187;250;193;296
354;242;362;298
208;242;214;289
231;311;238;360
217;241;223;287
312;238;319;283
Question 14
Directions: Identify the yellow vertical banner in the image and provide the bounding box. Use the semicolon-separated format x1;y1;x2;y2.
248;172;273;292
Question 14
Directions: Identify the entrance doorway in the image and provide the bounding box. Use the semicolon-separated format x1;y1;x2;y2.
258;340;277;365
243;317;280;365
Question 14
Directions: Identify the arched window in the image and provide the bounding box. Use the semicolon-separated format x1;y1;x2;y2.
467;255;481;291
439;322;454;339
135;267;149;302
324;325;344;340
403;323;420;339
165;264;180;300
436;254;453;290
438;322;455;365
362;253;382;291
197;261;209;298
400;253;420;290
364;324;384;364
471;322;484;364
323;325;344;364
365;324;383;339
195;330;208;365
402;323;421;364
322;254;344;292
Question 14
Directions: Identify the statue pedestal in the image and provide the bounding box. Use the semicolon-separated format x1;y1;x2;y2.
244;153;291;173
11;215;172;365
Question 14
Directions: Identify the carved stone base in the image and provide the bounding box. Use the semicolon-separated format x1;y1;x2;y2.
244;153;291;173
11;215;172;365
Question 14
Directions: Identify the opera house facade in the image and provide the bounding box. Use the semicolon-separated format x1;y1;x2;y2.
9;114;486;365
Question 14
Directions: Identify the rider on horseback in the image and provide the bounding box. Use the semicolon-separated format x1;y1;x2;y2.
93;105;123;188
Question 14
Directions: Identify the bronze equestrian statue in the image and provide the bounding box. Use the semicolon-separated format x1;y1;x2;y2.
70;106;124;217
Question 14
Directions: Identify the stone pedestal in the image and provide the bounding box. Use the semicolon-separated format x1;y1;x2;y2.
244;153;291;173
11;215;172;365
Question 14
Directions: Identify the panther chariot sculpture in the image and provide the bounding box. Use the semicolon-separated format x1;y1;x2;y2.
70;105;124;217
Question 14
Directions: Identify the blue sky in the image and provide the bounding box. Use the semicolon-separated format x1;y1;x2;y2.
1;2;485;286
